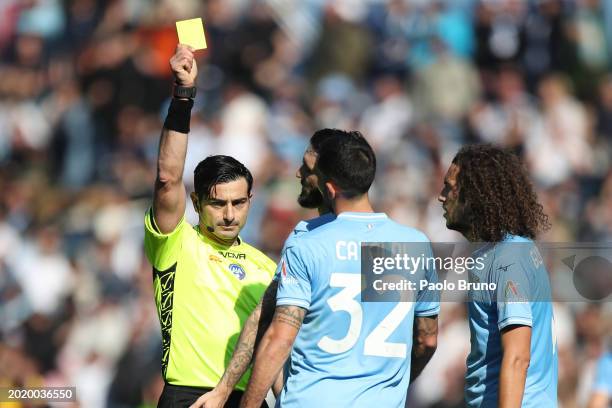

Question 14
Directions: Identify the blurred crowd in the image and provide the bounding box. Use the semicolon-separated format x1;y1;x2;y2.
1;0;611;407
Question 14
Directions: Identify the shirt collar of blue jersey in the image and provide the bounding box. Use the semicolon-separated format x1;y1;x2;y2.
337;212;388;220
471;234;529;258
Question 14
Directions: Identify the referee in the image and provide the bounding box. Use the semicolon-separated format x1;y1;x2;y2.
144;44;275;408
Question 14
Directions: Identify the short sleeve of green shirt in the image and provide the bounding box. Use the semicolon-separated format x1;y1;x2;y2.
144;208;187;271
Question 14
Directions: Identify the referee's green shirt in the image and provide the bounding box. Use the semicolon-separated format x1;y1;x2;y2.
144;209;275;389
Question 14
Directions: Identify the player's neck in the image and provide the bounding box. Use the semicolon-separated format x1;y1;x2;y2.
333;194;374;214
317;205;332;216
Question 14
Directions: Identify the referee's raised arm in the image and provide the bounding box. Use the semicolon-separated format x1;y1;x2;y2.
153;44;198;233
146;43;276;408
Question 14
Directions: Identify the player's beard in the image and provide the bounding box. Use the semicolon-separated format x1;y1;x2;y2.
444;202;474;239
297;183;324;209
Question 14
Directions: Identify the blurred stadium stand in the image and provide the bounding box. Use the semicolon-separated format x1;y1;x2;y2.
0;0;611;407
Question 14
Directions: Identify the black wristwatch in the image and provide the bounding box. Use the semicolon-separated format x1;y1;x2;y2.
173;85;197;99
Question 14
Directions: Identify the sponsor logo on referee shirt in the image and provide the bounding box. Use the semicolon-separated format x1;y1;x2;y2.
220;251;246;260
209;254;223;263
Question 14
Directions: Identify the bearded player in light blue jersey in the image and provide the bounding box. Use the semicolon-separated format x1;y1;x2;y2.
191;130;373;408
438;144;557;408
241;130;440;408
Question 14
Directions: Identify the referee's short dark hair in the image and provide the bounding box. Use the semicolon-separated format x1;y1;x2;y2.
315;129;376;198
194;155;253;200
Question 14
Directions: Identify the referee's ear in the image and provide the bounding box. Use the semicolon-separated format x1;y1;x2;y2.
190;192;200;213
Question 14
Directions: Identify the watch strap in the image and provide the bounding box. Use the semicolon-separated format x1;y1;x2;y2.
173;85;197;99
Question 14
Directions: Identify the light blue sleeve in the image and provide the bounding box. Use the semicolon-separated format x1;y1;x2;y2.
273;233;297;282
276;243;312;310
415;241;440;317
494;256;533;330
593;352;612;395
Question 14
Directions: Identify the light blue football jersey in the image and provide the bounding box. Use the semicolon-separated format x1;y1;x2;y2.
276;212;440;408
272;213;336;281
593;351;612;396
465;235;558;408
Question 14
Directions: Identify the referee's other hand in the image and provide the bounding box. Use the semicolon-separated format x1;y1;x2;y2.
189;389;227;408
170;44;198;88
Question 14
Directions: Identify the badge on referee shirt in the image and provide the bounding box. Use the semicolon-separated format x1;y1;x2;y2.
229;263;246;280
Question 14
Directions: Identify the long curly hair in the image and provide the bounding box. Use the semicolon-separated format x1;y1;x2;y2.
453;144;550;242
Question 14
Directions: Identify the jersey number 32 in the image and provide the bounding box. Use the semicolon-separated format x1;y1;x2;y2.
318;273;413;358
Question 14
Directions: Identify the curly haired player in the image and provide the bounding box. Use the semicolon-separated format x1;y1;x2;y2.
438;144;557;408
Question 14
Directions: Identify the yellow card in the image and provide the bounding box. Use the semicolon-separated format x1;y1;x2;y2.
176;18;207;50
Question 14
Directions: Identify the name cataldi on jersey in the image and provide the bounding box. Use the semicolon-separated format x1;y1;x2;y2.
281;240;359;285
